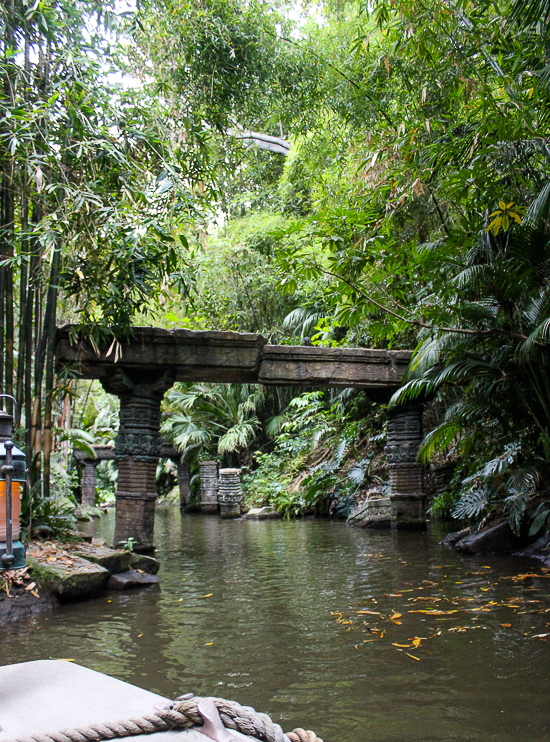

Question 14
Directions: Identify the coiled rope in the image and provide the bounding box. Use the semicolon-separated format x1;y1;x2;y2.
6;695;323;742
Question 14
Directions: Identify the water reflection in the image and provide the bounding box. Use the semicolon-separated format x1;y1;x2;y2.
2;508;550;742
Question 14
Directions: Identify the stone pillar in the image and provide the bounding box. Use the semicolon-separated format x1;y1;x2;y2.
176;460;190;510
218;468;243;518
199;460;218;514
385;404;426;529
80;460;99;507
102;368;176;551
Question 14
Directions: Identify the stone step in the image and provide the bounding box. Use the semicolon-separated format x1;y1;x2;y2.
27;550;109;602
107;569;160;590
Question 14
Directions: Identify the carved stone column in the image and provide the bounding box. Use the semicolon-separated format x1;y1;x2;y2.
218;468;243;518
101;368;176;551
199;460;219;514
385;404;426;529
80;460;99;508
176;460;190;510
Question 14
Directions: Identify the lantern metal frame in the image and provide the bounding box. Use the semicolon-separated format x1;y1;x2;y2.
0;394;27;571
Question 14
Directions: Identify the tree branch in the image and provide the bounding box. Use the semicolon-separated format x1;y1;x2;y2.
305;258;536;342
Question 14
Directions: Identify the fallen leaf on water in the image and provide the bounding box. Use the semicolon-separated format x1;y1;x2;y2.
199;594;213;598
405;653;420;661
205;643;213;646
409;610;459;615
356;610;382;615
363;639;375;643
138;633;143;637
530;633;549;639
380;631;385;638
392;643;412;648
412;638;422;647
390;613;402;620
501;624;512;628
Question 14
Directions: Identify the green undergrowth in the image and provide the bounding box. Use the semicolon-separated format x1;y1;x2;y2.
242;390;388;517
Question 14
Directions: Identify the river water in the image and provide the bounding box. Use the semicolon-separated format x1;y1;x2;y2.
2;508;550;742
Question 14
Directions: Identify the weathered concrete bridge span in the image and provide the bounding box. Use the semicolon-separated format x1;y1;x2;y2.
56;325;423;549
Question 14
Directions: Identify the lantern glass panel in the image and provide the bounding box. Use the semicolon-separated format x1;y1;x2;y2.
0;481;21;541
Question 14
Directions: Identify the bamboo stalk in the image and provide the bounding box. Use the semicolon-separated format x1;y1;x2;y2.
41;237;61;500
16;192;29;429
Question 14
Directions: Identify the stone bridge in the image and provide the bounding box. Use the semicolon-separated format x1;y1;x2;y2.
56;326;424;549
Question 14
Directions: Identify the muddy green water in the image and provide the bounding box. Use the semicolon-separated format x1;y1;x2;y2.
2;508;550;742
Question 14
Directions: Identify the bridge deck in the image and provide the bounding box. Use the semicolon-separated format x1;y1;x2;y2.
56;326;411;394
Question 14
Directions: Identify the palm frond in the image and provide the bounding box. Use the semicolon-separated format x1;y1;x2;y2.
418;420;461;463
525;180;550;225
452;487;490;519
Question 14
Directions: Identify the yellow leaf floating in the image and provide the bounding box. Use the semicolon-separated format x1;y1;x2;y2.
199;594;213;598
412;638;422;647
405;653;420;661
390;613;402;620
392;643;412;648
408;610;459;615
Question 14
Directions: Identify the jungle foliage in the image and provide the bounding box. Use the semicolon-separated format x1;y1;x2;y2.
4;0;550;530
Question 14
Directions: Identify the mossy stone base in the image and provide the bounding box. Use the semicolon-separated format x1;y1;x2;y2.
27;555;109;602
74;545;131;575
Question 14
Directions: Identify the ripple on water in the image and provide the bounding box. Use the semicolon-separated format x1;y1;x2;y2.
2;508;550;742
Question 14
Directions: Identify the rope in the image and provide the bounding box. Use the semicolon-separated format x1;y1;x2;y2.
5;696;323;742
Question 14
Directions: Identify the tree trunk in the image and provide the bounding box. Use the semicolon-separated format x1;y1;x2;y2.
16;192;28;429
26;202;41;479
1;0;16;414
40;238;61;500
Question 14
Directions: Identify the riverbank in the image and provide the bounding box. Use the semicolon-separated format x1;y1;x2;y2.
0;539;160;624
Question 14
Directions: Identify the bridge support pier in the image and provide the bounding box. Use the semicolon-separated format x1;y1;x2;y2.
80;459;99;508
386;404;426;529
176;460;190;510
102;368;176;551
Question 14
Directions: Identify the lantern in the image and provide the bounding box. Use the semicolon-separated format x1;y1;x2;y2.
0;399;26;570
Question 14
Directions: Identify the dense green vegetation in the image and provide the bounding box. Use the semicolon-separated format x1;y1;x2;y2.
3;0;550;534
